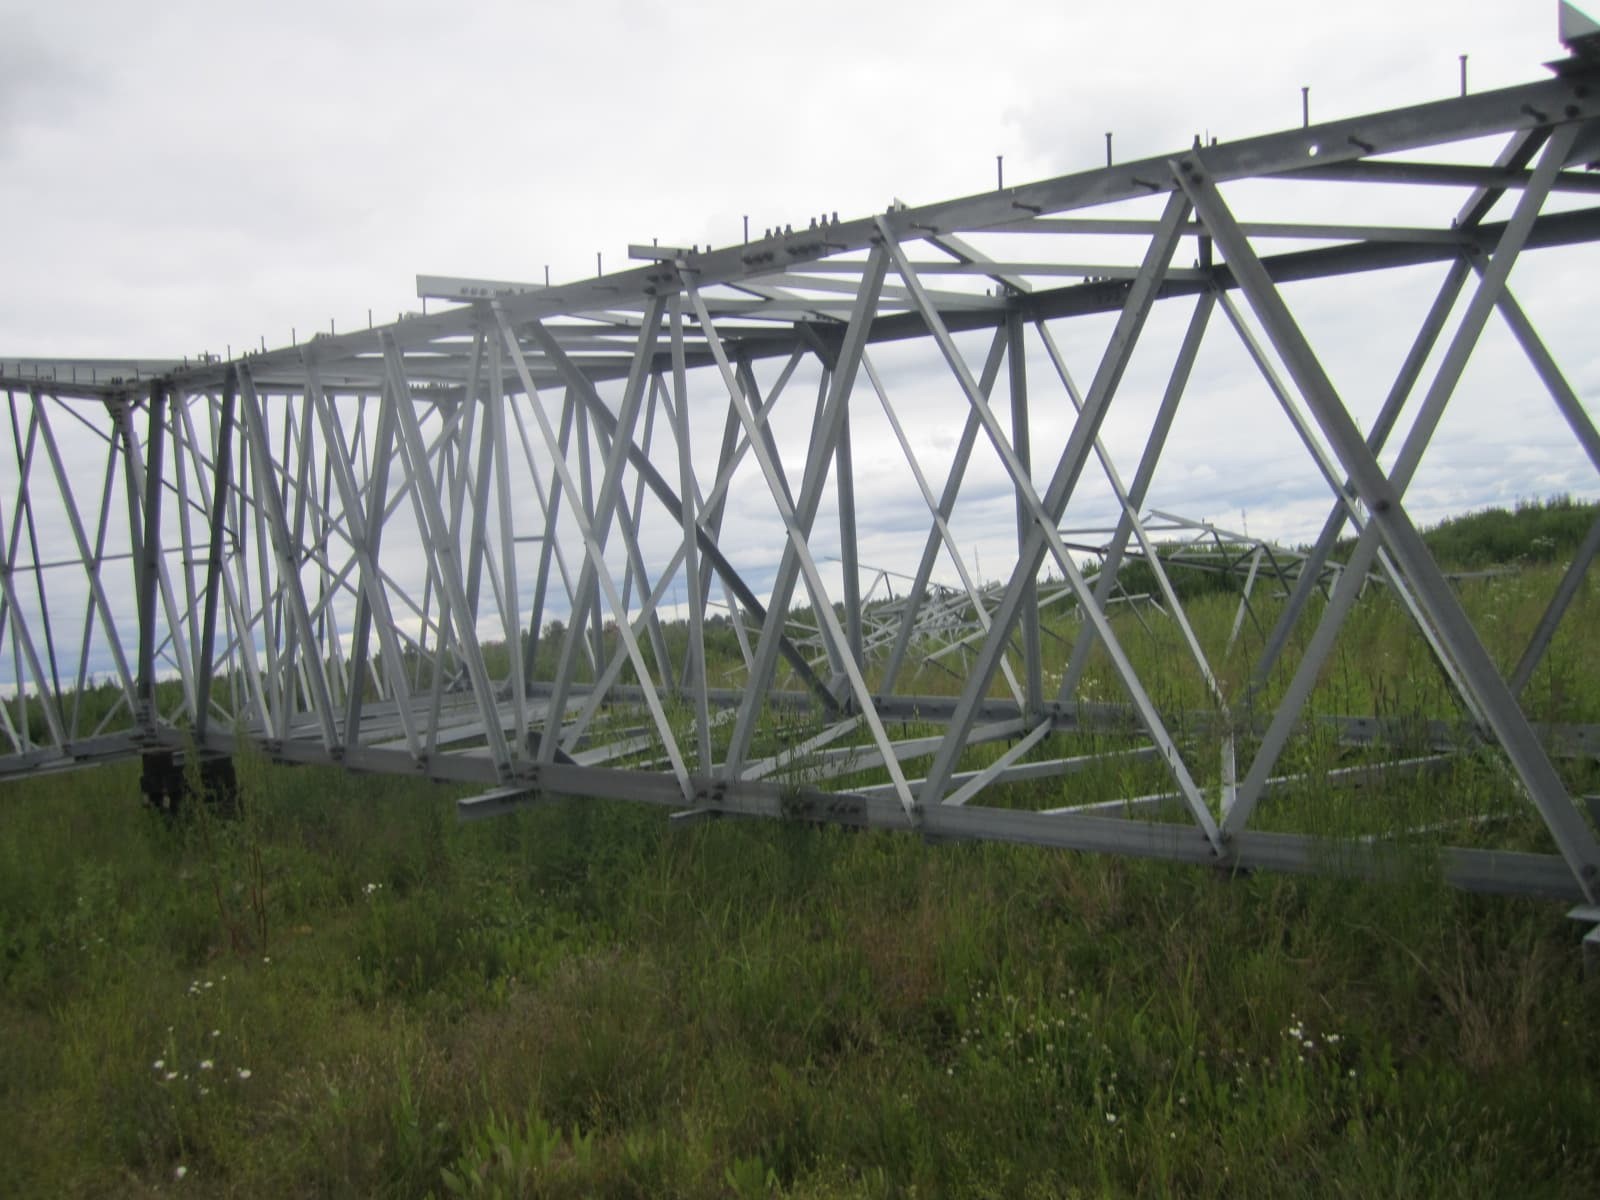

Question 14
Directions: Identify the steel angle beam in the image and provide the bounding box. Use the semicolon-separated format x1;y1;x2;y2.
1176;134;1600;900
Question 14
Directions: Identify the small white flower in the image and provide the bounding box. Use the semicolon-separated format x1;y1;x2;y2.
236;1068;251;1080
211;1029;220;1038
197;1086;209;1096
153;1060;164;1070
262;956;271;964
173;1165;188;1181
1105;1112;1117;1124
162;1071;178;1082
199;1060;213;1071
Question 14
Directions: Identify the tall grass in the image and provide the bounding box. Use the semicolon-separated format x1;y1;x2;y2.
3;501;1599;1195
3;751;1600;1196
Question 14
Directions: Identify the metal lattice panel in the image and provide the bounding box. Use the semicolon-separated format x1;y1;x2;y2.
4;48;1600;904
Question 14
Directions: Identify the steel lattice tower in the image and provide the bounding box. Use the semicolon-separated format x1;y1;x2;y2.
6;21;1600;922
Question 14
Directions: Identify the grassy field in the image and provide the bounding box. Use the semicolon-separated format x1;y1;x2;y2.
4;761;1599;1197
3;500;1600;1197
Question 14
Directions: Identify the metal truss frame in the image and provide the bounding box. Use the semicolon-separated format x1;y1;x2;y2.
5;52;1600;905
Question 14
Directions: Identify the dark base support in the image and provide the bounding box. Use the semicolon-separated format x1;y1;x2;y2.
140;749;238;817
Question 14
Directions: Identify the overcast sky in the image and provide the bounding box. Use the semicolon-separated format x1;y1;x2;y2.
1;0;1587;358
2;0;1598;675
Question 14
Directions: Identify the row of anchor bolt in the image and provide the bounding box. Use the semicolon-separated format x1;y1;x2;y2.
761;212;842;240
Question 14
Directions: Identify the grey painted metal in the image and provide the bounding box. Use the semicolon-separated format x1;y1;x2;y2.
305;357;420;755
4;49;1600;910
32;402;136;704
338;380;396;744
528;300;666;762
1490;283;1600;475
494;309;693;794
1177;135;1600;898
1034;321;1227;717
380;337;513;772
881;207;1225;849
876;329;1008;696
910;191;1191;809
1057;294;1214;700
1007;310;1043;718
134;384;167;731
237;368;340;749
860;346;1027;709
0;408;66;750
669;299;713;772
1511;510;1600;697
1249;257;1472;692
683;265;918;813
1212;285;1487;729
519;386;580;677
706;248;889;775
